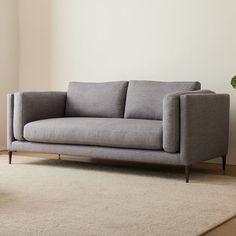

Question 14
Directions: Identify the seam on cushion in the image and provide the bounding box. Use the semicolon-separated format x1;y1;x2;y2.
166;95;179;153
121;82;129;118
63;93;68;117
171;95;178;152
175;96;180;152
123;82;131;119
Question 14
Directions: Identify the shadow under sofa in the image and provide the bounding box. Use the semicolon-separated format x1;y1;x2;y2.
7;80;230;182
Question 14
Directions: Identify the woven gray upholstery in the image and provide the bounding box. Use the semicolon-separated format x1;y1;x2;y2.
163;90;214;153
13;92;66;141
11;141;181;165
180;93;230;165
24;118;163;150
66;81;128;118
7;81;230;171
124;80;201;120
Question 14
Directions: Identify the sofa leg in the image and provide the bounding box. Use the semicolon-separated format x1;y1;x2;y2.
9;151;12;164
58;154;61;160
222;155;226;175
185;166;190;183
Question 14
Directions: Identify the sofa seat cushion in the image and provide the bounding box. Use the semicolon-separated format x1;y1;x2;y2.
24;118;163;150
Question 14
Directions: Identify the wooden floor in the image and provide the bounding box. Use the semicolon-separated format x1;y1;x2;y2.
0;151;236;235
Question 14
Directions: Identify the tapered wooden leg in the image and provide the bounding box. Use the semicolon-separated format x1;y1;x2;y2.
58;154;61;160
222;155;226;175
9;151;12;164
185;166;190;183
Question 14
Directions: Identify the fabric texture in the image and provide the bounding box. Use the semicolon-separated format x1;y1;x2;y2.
124;80;201;120
163;90;214;153
65;81;128;118
7;81;230;168
13;92;66;141
24;118;163;150
180;94;230;165
11;141;180;165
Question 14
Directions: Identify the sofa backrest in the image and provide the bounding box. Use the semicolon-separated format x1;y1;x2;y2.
124;80;201;120
65;80;201;119
65;81;128;118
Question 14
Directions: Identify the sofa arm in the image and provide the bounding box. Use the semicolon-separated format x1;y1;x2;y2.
163;90;214;153
7;94;14;150
180;93;230;165
13;92;67;141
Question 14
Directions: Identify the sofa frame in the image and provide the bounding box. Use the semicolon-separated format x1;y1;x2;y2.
7;82;230;183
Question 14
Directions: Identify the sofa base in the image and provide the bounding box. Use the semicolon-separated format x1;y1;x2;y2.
10;141;181;165
8;141;227;183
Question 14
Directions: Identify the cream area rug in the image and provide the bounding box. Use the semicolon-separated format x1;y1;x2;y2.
1;156;236;236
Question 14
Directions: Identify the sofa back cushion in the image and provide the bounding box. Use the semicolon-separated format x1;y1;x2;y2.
65;81;128;118
124;80;201;120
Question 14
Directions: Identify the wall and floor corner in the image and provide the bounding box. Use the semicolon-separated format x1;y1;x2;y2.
1;0;236;164
0;0;18;150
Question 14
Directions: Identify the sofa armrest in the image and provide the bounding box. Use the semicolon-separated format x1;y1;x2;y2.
7;94;14;150
163;90;214;153
180;93;230;165
13;92;67;141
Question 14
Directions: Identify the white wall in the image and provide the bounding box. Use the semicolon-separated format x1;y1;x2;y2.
0;0;18;149
18;0;51;91
17;0;236;164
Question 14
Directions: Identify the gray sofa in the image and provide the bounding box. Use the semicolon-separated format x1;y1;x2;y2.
7;81;230;182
